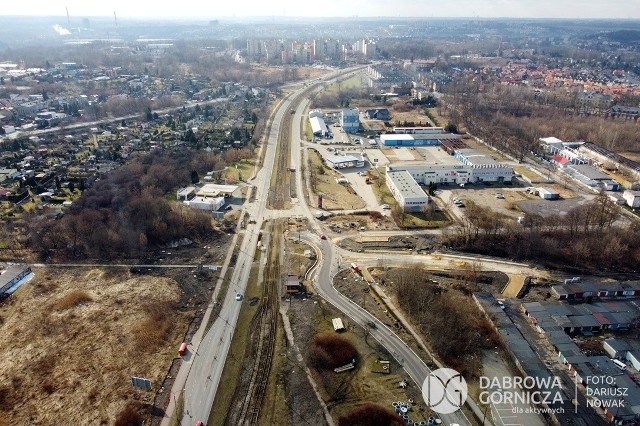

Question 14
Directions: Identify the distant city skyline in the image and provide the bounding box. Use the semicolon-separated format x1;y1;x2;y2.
3;0;640;20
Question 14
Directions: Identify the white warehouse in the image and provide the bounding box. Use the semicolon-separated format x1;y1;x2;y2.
386;170;430;212
387;162;471;185
453;149;514;183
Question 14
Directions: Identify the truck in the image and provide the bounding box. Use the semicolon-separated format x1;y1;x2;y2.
178;342;187;357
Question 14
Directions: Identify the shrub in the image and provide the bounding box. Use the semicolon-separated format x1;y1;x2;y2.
308;335;358;370
114;403;143;426
339;403;404;426
53;290;93;311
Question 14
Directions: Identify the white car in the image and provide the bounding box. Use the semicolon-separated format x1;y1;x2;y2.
381;204;390;210
496;193;505;199
235;293;243;301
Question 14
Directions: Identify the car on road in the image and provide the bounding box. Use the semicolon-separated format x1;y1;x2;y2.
381;204;390;210
358;171;366;176
319;233;327;240
455;201;465;208
196;421;204;426
235;293;243;301
497;300;505;309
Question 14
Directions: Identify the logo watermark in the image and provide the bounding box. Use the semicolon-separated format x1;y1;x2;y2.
585;375;628;409
479;375;565;415
421;368;468;414
422;368;570;415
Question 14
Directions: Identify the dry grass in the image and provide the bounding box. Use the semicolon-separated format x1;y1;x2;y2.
0;268;188;425
307;150;366;210
53;290;93;310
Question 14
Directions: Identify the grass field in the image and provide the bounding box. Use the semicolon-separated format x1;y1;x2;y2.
399;211;450;228
308;150;365;210
323;74;363;95
369;168;396;206
0;268;189;425
309;309;430;424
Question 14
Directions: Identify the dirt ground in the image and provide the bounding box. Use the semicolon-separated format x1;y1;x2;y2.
336;234;440;254
324;213;396;235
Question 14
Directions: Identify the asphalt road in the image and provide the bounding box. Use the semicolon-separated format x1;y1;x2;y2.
304;232;473;426
174;67;363;425
166;64;538;426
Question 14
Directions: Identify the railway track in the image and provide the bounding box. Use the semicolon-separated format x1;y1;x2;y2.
232;220;283;426
268;106;292;209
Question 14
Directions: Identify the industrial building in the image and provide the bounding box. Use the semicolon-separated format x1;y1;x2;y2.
385;170;429;212
310;115;329;137
567;164;620;191
325;155;365;169
537;187;560;200
540;137;640;184
186;196;225;211
392;127;445;134
0;264;32;296
623;190;640;208
309;110;330;138
340;108;360;133
196;183;239;198
386;146;473;186
454;149;514;183
387;162;471;186
380;132;460;147
176;186;196;201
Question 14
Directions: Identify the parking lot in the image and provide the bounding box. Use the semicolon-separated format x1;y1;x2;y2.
434;180;597;222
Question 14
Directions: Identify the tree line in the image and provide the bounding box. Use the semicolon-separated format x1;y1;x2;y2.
27;148;246;260
442;78;640;159
441;193;640;272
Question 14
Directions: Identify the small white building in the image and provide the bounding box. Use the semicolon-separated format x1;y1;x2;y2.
386;169;429;212
1;125;15;135
538;187;560;200
326;155;365;169
623;190;640;208
186;196;224;212
176;186;196;201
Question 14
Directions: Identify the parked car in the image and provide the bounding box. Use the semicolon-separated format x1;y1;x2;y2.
496;193;505;199
381;204;390;210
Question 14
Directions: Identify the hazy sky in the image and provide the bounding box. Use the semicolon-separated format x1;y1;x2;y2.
3;0;640;19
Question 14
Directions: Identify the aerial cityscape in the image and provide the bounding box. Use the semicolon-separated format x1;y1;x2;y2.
0;7;640;426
